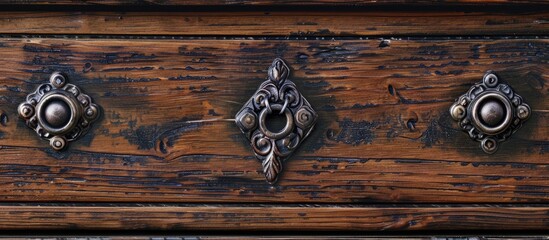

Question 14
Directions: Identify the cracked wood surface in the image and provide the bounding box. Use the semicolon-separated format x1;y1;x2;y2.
0;11;547;36
0;38;546;203
1;0;548;6
0;204;546;231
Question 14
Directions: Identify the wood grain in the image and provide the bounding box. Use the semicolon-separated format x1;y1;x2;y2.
1;0;547;6
0;38;546;203
4;238;549;240
4;237;549;240
0;12;547;36
0;204;546;231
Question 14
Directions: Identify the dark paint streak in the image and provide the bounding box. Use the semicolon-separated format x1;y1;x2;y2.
308;42;361;63
23;44;69;53
328;118;379;145
90;52;157;65
420;112;459;148
116;117;205;151
168;75;218;81
102;66;155;72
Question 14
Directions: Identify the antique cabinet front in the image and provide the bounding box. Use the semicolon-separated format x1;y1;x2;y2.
0;1;547;236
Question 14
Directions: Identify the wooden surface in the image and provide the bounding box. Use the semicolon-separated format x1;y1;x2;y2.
1;0;548;6
0;11;547;36
0;204;546;231
5;237;549;240
0;6;547;233
0;38;546;203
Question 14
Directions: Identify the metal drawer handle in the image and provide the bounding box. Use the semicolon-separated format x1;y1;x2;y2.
450;71;530;154
236;58;318;183
18;72;101;150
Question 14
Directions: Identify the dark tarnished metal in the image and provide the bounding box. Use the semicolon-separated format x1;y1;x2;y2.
18;72;101;151
236;58;318;183
450;71;530;154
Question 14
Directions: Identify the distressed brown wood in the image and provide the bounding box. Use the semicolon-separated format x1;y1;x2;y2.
0;0;547;235
1;0;548;6
0;11;547;36
0;204;546;231
6;237;549;240
0;38;546;203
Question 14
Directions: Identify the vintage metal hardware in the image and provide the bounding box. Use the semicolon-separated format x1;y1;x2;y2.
450;71;530;154
236;58;318;183
18;72;101;150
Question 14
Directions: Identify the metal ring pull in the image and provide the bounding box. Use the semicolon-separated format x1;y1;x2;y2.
235;58;318;183
450;71;530;154
258;103;295;140
18;72;101;150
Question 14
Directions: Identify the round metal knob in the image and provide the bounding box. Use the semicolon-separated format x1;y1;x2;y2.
479;99;505;127
450;71;530;154
18;72;101;151
470;92;513;136
44;100;71;128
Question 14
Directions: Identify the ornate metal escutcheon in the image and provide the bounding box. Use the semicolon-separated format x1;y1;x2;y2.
235;58;318;183
18;72;101;150
450;71;530;154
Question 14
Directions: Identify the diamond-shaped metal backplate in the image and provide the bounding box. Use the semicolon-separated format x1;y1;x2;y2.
450;71;530;154
235;58;318;183
18;72;101;151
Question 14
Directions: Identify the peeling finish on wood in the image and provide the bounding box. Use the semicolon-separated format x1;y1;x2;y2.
0;38;546;203
5;238;549;240
1;0;548;6
0;12;547;36
0;3;547;234
0;205;547;231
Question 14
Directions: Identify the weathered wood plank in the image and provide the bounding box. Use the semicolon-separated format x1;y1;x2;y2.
1;0;547;6
0;204;547;231
0;38;546;203
4;237;548;240
0;12;547;36
4;238;549;240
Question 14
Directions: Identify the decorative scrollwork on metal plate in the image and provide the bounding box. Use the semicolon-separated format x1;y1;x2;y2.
236;58;318;183
450;71;530;154
18;72;101;150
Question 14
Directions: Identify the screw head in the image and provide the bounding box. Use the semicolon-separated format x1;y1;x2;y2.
49;136;66;151
481;138;498;154
450;104;466;120
517;104;530;120
18;103;35;119
49;72;67;88
84;105;99;120
483;73;499;87
237;111;257;131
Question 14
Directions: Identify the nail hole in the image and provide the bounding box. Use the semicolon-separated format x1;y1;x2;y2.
379;39;391;48
158;139;168;154
83;62;92;72
407;119;417;131
326;129;335;139
0;112;7;126
388;84;395;96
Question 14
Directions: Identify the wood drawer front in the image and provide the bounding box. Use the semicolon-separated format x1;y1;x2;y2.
0;38;546;203
2;0;548;6
0;11;547;37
